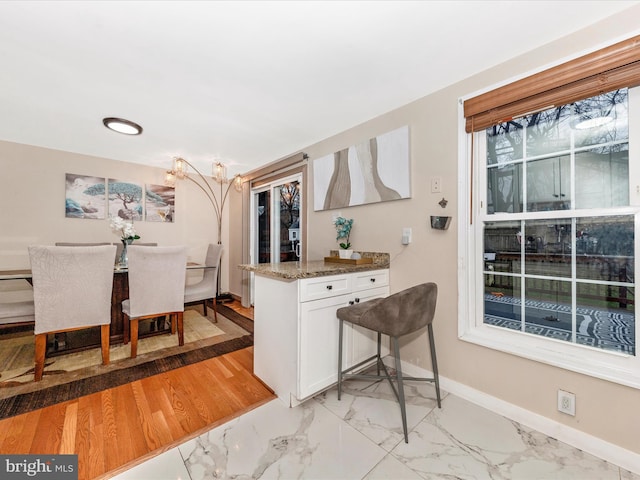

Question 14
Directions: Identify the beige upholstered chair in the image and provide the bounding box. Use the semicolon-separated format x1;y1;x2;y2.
57;242;118;264
55;242;111;246
0;300;35;330
28;245;116;381
184;244;223;322
336;282;441;443
122;245;187;358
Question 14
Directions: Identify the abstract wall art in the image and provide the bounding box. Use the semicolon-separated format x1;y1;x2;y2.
313;125;410;211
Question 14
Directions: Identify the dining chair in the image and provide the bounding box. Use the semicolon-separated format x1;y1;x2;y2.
184;244;223;322
28;245;116;381
336;282;441;443
122;245;187;358
57;242;118;264
55;242;111;246
0;300;35;330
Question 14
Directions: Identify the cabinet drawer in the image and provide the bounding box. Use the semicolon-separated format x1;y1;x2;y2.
353;269;389;292
299;274;351;302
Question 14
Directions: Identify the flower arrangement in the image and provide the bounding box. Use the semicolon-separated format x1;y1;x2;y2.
110;216;140;242
334;216;353;249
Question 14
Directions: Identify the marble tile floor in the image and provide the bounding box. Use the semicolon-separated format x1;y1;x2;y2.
111;378;639;480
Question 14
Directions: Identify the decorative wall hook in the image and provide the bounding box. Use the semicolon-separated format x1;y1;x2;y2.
438;198;448;208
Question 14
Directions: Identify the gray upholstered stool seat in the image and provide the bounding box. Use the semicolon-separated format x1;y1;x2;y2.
336;282;441;443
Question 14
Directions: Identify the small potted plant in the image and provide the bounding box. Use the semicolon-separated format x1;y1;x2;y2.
334;216;354;259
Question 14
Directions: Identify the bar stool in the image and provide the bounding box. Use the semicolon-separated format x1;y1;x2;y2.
336;282;441;443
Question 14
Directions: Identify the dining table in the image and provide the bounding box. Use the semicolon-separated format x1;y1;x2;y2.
0;263;214;354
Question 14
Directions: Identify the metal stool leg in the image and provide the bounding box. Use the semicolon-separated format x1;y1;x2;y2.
428;324;441;408
376;331;382;375
392;336;409;443
338;318;344;400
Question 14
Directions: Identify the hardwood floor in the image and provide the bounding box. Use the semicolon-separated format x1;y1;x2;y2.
0;302;271;480
221;299;254;320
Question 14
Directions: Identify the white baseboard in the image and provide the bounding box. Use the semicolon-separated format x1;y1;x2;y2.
385;357;640;475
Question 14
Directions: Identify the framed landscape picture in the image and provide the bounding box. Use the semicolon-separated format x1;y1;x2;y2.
145;183;175;222
65;173;106;219
108;179;143;220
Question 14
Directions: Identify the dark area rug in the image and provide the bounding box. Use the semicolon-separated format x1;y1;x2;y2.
217;303;254;334
0;306;255;420
0;335;253;420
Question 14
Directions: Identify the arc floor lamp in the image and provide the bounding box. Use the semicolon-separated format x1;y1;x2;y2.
165;156;242;303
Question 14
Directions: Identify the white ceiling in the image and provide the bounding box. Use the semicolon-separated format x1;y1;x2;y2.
0;1;637;177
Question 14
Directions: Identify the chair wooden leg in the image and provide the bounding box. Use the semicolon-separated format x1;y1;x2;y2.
177;312;184;346
123;313;130;345
212;297;218;323
170;314;176;335
130;319;139;358
101;324;110;365
34;333;47;382
203;299;208;316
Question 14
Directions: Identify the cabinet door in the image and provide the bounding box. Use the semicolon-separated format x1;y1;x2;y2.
348;286;390;367
297;293;351;400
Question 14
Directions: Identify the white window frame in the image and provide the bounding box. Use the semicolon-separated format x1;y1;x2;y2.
457;88;640;389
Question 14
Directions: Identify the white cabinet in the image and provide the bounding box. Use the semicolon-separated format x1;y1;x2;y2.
253;269;389;406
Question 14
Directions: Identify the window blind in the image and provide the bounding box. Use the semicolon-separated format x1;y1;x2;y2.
464;35;640;132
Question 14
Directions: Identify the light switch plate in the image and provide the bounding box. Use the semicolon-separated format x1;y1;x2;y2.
402;227;412;245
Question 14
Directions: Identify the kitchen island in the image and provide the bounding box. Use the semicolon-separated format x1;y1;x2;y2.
240;252;390;406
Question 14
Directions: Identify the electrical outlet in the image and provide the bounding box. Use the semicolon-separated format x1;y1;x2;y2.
431;176;442;193
557;389;576;416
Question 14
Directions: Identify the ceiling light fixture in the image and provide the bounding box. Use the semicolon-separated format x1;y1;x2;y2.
102;117;143;135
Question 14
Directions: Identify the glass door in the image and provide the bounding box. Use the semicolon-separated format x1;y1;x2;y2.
251;173;302;265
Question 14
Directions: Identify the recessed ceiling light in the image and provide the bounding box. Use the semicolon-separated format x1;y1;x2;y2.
102;117;143;135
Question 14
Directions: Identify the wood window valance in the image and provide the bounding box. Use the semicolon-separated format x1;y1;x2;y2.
464;35;640;133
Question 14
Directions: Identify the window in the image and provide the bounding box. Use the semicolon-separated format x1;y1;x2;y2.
484;89;634;352
459;82;640;387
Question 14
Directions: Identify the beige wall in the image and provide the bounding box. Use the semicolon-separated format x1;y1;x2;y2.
229;6;640;457
0;140;240;291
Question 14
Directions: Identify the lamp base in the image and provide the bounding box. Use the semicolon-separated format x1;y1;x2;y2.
216;292;234;304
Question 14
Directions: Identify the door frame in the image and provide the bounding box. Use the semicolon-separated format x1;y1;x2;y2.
245;165;307;305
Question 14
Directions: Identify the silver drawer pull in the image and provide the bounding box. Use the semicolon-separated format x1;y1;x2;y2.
326;285;333;290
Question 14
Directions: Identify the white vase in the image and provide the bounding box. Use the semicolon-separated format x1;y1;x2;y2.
338;249;353;259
